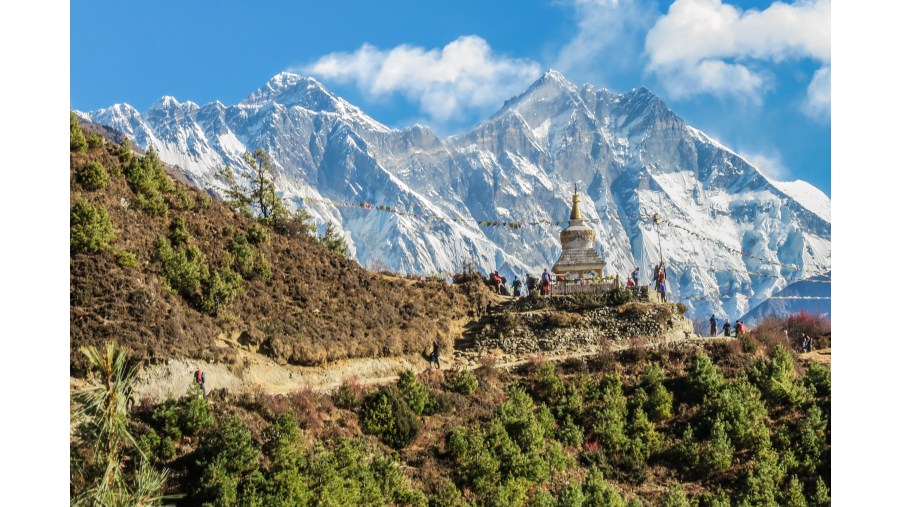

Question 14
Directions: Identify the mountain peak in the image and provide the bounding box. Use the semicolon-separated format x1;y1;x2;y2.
240;72;335;109
149;95;181;111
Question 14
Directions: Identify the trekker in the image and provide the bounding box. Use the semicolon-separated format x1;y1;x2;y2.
626;277;635;287
430;339;441;370
526;274;537;295
658;281;667;302
512;276;523;297
194;368;206;395
723;319;731;337
709;315;718;337
631;267;640;286
801;334;812;353
541;269;552;296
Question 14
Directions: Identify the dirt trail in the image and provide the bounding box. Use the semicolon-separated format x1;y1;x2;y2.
119;332;725;402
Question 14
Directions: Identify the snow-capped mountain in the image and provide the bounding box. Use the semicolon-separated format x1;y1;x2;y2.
739;272;831;326
78;70;831;319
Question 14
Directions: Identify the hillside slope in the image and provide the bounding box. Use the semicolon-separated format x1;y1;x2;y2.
70;121;492;375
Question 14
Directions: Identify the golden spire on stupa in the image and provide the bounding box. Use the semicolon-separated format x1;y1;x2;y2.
570;183;582;221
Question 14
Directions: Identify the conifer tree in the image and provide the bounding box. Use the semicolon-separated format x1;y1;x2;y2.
320;221;349;258
71;110;88;152
243;149;289;229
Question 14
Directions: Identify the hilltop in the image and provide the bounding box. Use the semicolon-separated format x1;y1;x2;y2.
70;116;493;375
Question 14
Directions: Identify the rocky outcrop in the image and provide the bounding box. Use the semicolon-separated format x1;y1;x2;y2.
464;295;695;356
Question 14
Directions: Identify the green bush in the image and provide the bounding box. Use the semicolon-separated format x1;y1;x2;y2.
150;386;214;441
750;345;810;405
397;369;432;416
590;374;629;454
529;362;565;406
334;379;361;409
359;385;420;449
641;363;673;422
699;376;769;452
803;362;831;399
75;161;109;191
627;407;662;463
171;185;196;211
153;237;208;299
70;200;115;254
602;287;633;307
229;234;271;280
194;415;261;504
115;249;140;269
701;417;734;474
445;368;479;395
582;468;627;507
201;268;243;316
124;147;172;216
87;132;106;149
169;217;190;246
783;475;808;507
117;138;133;164
686;352;724;401
70;111;87;152
247;223;270;245
662;484;691;507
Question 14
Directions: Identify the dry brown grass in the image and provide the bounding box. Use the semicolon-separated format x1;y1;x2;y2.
70;136;493;375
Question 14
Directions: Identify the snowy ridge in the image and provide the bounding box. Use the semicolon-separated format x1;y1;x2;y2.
78;70;831;319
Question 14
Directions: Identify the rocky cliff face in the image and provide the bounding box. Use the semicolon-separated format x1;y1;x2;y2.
78;70;830;319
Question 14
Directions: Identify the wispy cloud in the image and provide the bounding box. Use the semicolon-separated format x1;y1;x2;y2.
740;149;791;181
645;0;830;102
299;36;541;124
802;65;830;120
553;0;658;83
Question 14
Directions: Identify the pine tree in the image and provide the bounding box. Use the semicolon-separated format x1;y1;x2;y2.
320;221;349;258
243;149;289;229
70;110;88;152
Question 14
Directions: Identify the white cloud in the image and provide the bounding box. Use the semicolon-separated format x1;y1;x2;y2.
300;36;541;124
554;0;657;81
645;0;830;100
802;65;830;119
740;149;790;180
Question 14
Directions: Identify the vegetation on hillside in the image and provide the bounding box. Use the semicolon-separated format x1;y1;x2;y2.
69;118;492;374
107;317;829;506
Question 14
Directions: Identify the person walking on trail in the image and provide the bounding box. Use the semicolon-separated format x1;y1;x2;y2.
631;267;640;286
709;315;718;337
512;276;523;297
723;319;731;337
801;334;812;353
430;339;442;370
194;368;206;395
658;280;667;302
526;274;537;295
541;269;552;296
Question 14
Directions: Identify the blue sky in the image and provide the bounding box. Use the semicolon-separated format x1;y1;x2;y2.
71;0;831;195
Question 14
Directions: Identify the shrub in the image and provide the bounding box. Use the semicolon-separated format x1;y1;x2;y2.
334;378;362;409
229;234;271;280
627;407;663;462
153;237;208;299
582;468;627;506
170;185;196;211
115;249;140;269
662;484;691;507
117;138;133;164
786;312;831;339
124;147;172;215
749;345;810;405
194;415;261;504
803;362;831;399
169;217;190;246
591;374;629;454
529;361;565;405
701;417;734;474
87;132;106;149
603;287;633;307
445;368;479;395
686;351;724;401
700;377;770;452
783;475;808;507
397;369;431;416
247;223;270;245
70;111;87;152
201;268;243;316
70;200;114;254
641;363;673;422
75;161;109;191
320;221;349;257
359;385;420;449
